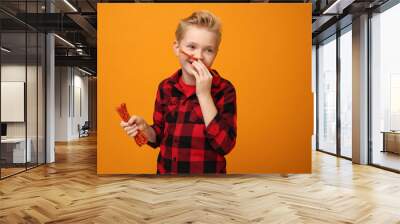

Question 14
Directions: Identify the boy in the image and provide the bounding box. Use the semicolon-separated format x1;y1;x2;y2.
120;10;237;174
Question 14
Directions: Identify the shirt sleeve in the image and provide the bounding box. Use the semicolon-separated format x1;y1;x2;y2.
204;83;237;156
147;85;165;148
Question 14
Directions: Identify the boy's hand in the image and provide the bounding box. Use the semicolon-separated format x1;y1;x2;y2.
120;115;151;139
191;60;213;98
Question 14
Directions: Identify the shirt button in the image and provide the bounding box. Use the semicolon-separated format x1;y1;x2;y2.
173;157;177;162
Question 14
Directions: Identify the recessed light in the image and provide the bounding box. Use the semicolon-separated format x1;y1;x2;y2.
63;0;78;12
54;34;75;48
1;47;11;53
77;67;93;76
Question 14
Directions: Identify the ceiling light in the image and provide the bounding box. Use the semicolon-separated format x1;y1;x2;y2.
1;47;11;53
322;0;354;15
63;0;78;12
54;34;75;48
78;67;93;76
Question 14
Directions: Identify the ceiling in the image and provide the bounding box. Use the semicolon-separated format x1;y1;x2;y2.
0;0;97;73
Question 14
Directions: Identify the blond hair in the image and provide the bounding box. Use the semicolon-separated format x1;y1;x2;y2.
175;10;222;47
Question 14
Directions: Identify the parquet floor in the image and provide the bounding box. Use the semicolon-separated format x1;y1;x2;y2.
0;135;399;223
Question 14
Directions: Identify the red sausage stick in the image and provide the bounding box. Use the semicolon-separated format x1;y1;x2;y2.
117;103;148;146
180;49;213;72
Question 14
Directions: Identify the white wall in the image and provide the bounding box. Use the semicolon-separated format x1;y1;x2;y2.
55;67;89;141
1;65;39;137
73;72;89;138
55;66;69;141
1;63;46;164
312;45;316;151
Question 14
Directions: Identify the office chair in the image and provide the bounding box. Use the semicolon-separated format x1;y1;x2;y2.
79;121;90;138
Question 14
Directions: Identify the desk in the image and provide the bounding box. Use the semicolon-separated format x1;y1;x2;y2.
381;131;400;154
1;138;32;163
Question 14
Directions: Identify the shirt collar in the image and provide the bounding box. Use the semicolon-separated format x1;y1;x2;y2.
168;68;222;90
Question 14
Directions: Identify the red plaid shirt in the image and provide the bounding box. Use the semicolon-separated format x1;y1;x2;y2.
147;69;237;174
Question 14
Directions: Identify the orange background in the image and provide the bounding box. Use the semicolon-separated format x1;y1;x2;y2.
97;3;312;174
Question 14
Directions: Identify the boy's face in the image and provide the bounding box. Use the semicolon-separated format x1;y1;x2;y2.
173;25;219;76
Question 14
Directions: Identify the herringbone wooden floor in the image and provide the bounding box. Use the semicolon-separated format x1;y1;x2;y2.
1;135;400;224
